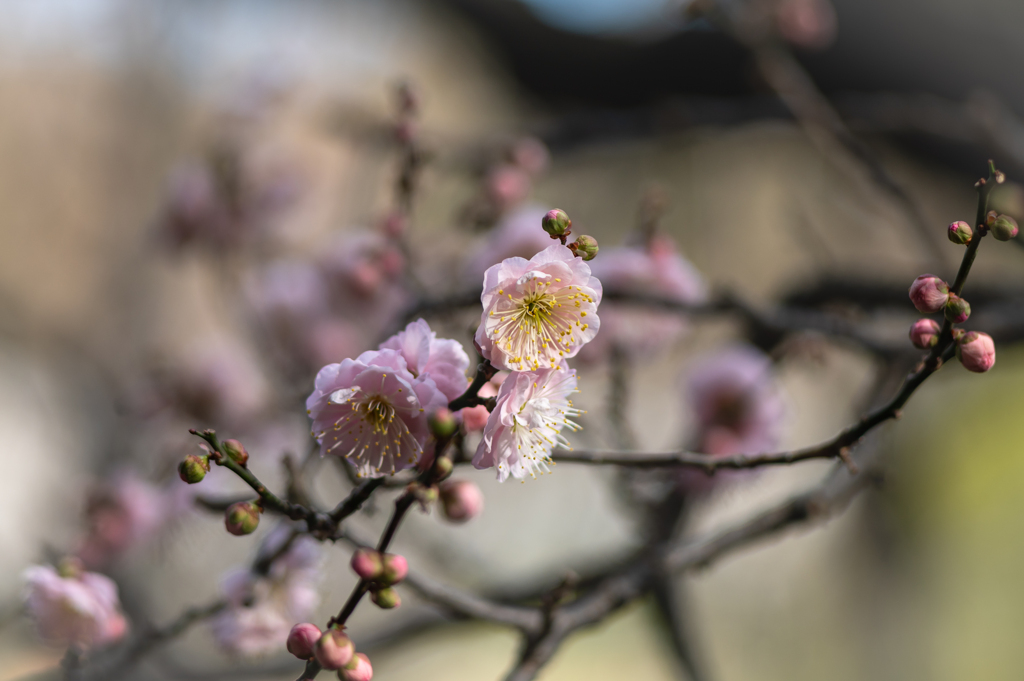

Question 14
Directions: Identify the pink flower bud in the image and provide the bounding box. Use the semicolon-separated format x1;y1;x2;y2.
314;628;355;670
439;480;484;523
944;294;971;324
178;453;209;484
947;220;972;245
222;439;249;466
991;214;1019;241
381;554;408;585
287;623;321;660
908;275;950;314
428;408;459;439
542;209;572;238
956;331;996;373
370;586;401;609
341;652;374;681
350;549;384;581
909;318;941;349
224;501;261;536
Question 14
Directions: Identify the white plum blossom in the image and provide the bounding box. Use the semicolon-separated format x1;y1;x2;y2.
473;365;583;482
23;562;128;649
210;528;322;657
475;245;602;372
379;319;470;402
307;349;447;477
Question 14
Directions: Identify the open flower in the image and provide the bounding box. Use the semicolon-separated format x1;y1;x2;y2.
475;245;602;372
307;349;447;477
23;562;127;649
211;527;322;657
379;319;470;402
473;365;583;482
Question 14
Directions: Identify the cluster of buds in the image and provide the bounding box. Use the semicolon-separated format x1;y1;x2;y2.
351;549;408;610
287;623;373;680
542;209;599;260
907;274;994;371
983;210;1020;241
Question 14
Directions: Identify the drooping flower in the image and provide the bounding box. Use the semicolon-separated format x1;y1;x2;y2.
475;245;602;372
473;365;583;482
676;346;784;495
582;234;706;360
23;562;128;649
379;319;470;402
210;527;321;657
307;349;447;477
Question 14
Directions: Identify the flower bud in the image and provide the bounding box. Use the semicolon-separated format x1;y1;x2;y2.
314;628;355;671
224;501;261;536
222;439;249;466
287;623;321;660
541;209;572;238
350;549;383;581
991;214;1019;241
178;453;209;484
986;210;999;227
909;318;941;349
380;554;408;585
908;275;949;314
439;480;484;523
947;220;972;245
370;586;401;609
340;652;374;681
944;294;971;324
956;330;996;373
427;408;458;439
433;456;454;480
570;235;599;261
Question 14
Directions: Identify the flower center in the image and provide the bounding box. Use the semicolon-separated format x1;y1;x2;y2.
358;395;396;434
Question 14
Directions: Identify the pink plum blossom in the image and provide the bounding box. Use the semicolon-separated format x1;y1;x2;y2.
956;331;996;373
76;474;166;568
909;275;950;314
23;563;127;648
210;528;321;657
163;340;269;428
486;164;532;209
473;365;582;482
463;205;560;284
379;319;471;401
677;346;784;494
307;349;447;477
247;261;329;338
475;245;602;372
582;235;706;360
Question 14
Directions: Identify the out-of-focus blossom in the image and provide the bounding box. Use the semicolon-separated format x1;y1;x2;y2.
439;479;484;522
776;0;837;50
379;319;470;402
486;165;532;210
307;349;447;477
460;377;501;432
509;136;550;175
162;341;269;428
341;652;374;681
582;235;706;361
23;562;127;649
473;365;582;482
210;528;321;657
76;474;166;568
307;319;365;368
463;205;558;283
475;245;602;372
247;261;329;343
676;346;784;495
909;318;941;350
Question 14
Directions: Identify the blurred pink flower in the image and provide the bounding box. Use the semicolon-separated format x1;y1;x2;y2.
473;365;582;482
23;563;127;649
307;319;366;368
509;136;550;175
76;474;166;568
247;261;329;334
320;232;410;339
460;377;502;432
211;528;321;657
307;349;447;477
677;346;784;494
486;164;532;210
463;205;559;284
475;244;602;372
164;341;269;428
776;0;838;50
379;319;470;402
582;235;706;360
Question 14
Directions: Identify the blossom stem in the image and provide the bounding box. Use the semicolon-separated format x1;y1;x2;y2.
447;360;498;412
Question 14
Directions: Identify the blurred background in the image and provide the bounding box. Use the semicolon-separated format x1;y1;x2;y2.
3;0;1024;679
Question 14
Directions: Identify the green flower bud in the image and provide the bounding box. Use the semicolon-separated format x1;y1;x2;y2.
427;408;458;439
225;501;261;536
221;439;249;466
542;209;572;238
178;453;210;484
370;586;401;609
944;294;971;324
947;220;972;245
570;235;599;261
991;214;1019;241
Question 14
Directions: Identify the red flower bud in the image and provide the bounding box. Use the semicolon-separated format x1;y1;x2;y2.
909;318;941;349
908;275;949;314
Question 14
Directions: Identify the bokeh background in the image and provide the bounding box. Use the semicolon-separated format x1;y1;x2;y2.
3;1;1024;680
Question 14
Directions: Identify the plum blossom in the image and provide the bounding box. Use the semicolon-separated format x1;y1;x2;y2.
307;349;447;477
582;234;706;360
23;562;127;648
161;340;269;428
379;319;471;401
475;245;602;372
210;528;322;657
463;205;560;284
76;474;167;568
473;365;583;482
